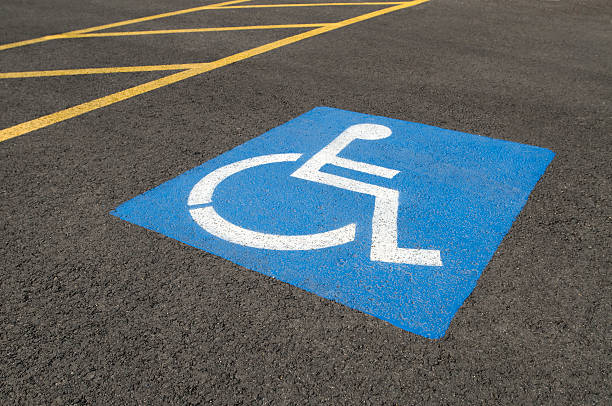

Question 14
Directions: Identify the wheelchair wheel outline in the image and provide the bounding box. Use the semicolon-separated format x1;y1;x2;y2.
188;153;357;250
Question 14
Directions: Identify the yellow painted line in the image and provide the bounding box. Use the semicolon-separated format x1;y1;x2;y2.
0;0;251;51
0;64;214;79
212;2;404;8
0;0;429;142
63;24;330;38
0;35;65;52
206;1;429;65
0;70;209;143
60;0;251;34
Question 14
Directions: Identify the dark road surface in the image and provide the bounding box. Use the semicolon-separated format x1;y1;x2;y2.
1;0;610;403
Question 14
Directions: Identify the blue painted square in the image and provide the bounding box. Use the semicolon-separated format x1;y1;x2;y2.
111;107;554;339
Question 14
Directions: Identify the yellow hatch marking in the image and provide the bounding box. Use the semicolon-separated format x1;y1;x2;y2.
0;0;430;142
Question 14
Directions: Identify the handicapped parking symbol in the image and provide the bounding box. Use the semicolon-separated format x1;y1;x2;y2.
188;123;442;266
112;107;554;338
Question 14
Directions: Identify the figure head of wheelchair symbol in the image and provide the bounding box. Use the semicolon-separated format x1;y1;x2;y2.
187;124;443;267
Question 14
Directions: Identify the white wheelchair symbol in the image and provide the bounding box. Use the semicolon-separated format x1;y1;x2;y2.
188;124;442;266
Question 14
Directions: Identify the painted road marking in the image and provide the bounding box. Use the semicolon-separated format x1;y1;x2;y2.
0;64;214;79
289;123;442;265
0;0;252;51
111;107;555;338
62;25;331;38
188;152;358;251
0;0;429;142
187;124;441;265
207;2;408;8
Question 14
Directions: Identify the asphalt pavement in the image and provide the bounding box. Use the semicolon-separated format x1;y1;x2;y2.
1;0;610;403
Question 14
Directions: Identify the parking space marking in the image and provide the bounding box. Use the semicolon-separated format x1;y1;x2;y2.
0;2;398;52
0;0;250;51
111;106;555;338
63;24;330;38
208;2;406;8
0;64;213;78
0;0;430;142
